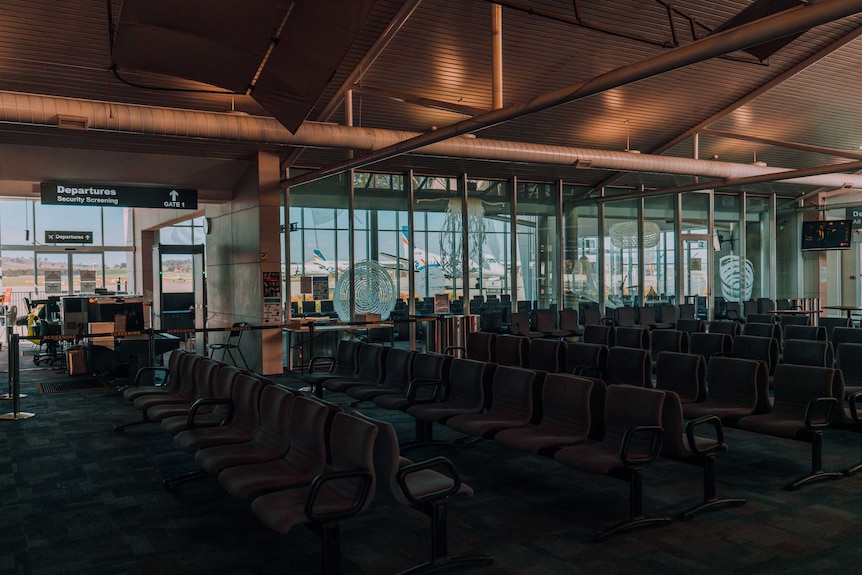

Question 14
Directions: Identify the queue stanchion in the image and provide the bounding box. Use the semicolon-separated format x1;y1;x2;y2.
147;327;155;369
1;326;25;401
1;334;34;420
1;325;12;400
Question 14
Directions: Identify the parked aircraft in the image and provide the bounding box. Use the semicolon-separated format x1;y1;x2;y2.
291;249;349;276
381;227;444;272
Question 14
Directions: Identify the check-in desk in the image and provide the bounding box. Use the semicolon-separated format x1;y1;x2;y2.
87;324;181;377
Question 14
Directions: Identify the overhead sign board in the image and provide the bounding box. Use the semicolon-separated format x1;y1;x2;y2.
40;183;198;209
45;230;93;244
846;207;862;230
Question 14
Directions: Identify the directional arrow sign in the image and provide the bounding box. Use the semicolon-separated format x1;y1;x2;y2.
45;230;94;244
40;183;197;209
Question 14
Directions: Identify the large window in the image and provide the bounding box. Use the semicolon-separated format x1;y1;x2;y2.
414;176;462;304
288;174;350;312
282;169;789;325
644;195;675;305
0;199;134;310
467;179;511;301
354;173;408;299
603;198;640;309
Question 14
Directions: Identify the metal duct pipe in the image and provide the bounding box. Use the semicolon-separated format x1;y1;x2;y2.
284;0;862;187
2;90;862;189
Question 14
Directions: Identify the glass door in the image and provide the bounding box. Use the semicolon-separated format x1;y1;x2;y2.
72;253;103;294
36;253;69;297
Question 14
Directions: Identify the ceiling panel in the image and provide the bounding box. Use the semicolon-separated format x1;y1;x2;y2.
0;0;861;202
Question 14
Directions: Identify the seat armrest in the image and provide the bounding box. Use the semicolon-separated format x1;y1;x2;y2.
186;397;233;428
307;356;337;373
684;415;724;455
619;425;663;465
444;345;466;358
305;469;374;524
601;317;615;326
131;366;169;387
396;456;462;505
804;396;838;429
849;391;862;422
406;378;447;405
576;366;605;379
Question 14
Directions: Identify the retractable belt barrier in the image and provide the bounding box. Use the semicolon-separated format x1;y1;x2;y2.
37;319;411;368
37;319;407;343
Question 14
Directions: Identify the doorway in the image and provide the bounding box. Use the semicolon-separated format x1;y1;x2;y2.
152;244;206;354
34;250;121;297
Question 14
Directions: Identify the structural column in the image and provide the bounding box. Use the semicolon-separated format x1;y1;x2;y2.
207;151;283;374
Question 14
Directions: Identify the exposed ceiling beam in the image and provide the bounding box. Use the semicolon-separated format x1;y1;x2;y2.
588;19;862;195
699;128;862;160
283;0;862;189
351;85;485;116
280;0;423;171
596;158;862;202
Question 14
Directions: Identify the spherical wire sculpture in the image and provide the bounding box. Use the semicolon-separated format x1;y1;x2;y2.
609;221;661;249
334;260;396;322
719;254;755;303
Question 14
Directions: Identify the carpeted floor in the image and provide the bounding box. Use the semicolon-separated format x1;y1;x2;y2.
2;344;862;574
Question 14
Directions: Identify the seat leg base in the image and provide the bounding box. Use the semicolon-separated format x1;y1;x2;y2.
592;515;672;542
842;461;862;477
400;439;453;453
453;435;484;447
678;497;746;521
113;413;150;432
785;470;843;491
162;469;207;491
395;554;494;575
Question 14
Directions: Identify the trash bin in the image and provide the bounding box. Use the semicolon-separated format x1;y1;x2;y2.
66;345;87;376
442;314;479;351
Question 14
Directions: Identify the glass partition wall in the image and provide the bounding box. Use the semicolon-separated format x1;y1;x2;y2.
467;179;512;304
284;169;788;329
287;173;350;315
746;194;774;300
644;195;676;306
562;187;600;311
680;191;712;320
516;182;559;311
603;198;641;311
414;176;463;308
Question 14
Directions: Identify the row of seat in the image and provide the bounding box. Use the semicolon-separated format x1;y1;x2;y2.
116;349;492;574
328;334;862;490
364;345;862;526
305;331;862;412
310;341;796;539
703;316;855;345
446;328;839;380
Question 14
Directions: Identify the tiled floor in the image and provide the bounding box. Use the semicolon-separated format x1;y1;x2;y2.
2;343;862;574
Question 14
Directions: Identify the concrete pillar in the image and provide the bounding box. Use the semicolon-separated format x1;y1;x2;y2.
206;151;282;374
